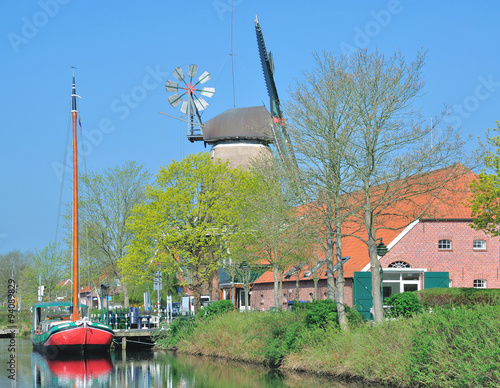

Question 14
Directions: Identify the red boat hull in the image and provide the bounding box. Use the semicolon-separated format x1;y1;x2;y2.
33;321;113;356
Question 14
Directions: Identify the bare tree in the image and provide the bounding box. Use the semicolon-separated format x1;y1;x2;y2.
287;49;467;324
73;160;150;308
287;52;358;329
343;49;466;322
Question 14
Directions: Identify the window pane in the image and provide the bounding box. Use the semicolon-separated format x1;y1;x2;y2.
404;284;418;292
438;239;452;250
402;273;419;281
473;240;486;250
473;279;486;289
383;273;400;280
382;282;399;299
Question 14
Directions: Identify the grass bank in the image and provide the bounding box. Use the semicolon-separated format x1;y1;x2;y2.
0;308;32;337
155;298;500;387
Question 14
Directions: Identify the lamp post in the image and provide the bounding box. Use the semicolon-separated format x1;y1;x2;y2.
100;283;109;325
240;261;250;312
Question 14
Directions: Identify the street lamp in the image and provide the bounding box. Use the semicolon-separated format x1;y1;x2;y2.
377;238;388;257
100;283;109;325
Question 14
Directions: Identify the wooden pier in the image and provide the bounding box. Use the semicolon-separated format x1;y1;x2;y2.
114;328;159;349
93;309;170;349
0;328;19;338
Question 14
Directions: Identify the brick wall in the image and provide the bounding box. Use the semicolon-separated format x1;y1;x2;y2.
380;220;500;288
248;219;499;311
250;278;354;310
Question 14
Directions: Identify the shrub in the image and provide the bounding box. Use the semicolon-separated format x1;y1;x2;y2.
263;321;304;367
289;300;309;311
345;304;365;328
260;311;306;367
154;316;196;348
196;300;234;320
304;299;338;329
385;292;423;318
418;287;500;309
410;305;500;387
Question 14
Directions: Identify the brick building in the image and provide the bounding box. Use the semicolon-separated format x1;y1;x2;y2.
248;167;499;312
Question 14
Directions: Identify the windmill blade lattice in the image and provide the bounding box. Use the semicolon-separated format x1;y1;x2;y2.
165;64;215;114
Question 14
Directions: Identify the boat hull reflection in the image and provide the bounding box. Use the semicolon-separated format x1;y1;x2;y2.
32;351;113;387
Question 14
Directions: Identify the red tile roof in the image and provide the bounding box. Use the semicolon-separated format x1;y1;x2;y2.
56;279;72;288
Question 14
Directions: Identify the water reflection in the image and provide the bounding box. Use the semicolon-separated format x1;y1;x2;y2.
111;351;367;388
32;351;112;387
0;339;374;387
113;351;287;388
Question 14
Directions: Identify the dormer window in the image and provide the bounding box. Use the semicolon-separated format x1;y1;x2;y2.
473;240;486;250
438;239;452;250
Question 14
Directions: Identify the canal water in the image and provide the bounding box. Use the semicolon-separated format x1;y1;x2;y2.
0;338;374;387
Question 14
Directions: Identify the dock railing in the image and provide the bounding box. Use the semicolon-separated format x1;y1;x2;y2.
91;307;161;330
91;306;193;330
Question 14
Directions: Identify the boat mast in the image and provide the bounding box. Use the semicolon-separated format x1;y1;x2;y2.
71;68;81;321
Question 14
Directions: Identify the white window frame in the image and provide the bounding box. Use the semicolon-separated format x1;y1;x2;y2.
473;279;487;289
438;239;452;250
382;268;425;295
473;240;486;250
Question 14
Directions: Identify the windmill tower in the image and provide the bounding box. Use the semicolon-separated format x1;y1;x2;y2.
164;17;294;170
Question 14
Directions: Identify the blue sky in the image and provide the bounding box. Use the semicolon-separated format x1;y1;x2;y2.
1;1;499;255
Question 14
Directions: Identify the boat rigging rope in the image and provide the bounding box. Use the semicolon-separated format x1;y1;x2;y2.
54;101;73;244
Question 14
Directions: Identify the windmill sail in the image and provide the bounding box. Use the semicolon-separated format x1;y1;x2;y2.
165;64;215;142
254;16;297;168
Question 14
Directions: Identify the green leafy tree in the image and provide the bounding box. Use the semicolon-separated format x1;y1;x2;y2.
121;153;250;312
21;241;69;304
467;122;500;236
0;250;32;305
231;155;306;310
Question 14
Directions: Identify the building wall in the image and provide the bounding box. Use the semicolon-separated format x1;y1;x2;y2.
210;143;271;169
250;278;354;310
380;220;500;288
248;220;499;311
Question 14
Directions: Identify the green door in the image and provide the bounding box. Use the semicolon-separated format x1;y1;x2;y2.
424;272;449;289
353;272;374;320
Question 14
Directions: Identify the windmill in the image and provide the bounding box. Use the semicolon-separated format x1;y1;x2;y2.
165;64;215;142
162;18;294;170
254;16;298;168
164;66;274;169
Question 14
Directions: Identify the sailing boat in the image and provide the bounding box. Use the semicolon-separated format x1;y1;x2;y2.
31;70;114;355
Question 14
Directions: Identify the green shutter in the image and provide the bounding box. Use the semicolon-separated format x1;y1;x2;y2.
354;272;373;320
424;272;449;289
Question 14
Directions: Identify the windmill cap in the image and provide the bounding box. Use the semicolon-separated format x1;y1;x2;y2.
203;106;274;143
